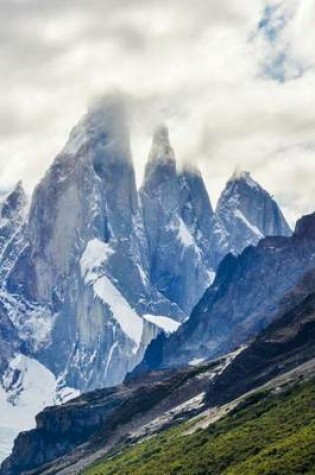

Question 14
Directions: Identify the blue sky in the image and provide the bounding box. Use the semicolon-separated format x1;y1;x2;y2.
0;0;314;225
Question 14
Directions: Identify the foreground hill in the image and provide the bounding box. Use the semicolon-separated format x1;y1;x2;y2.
85;378;315;475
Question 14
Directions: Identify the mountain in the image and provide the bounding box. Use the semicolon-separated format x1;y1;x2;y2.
8;97;185;394
134;212;315;374
140;125;229;313
0;97;294;462
216;169;291;255
0;99;291;399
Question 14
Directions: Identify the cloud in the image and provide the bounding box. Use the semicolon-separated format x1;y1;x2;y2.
0;0;314;226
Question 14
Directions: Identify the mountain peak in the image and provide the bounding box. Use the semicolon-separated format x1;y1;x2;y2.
217;170;291;254
148;124;175;164
62;93;132;162
231;166;247;180
228;169;259;190
180;161;202;177
152;124;170;146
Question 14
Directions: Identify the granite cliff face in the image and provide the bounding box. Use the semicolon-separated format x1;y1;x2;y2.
9;98;186;393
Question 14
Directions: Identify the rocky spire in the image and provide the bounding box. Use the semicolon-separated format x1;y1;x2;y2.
140;125;228;313
217;170;291;254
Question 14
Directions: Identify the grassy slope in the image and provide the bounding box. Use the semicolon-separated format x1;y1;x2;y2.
84;380;315;475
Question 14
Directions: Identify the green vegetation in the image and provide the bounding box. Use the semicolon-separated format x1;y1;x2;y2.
85;380;315;475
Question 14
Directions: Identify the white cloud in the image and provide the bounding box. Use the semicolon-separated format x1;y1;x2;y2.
0;0;314;226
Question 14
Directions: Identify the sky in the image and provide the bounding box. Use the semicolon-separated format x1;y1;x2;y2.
0;0;315;225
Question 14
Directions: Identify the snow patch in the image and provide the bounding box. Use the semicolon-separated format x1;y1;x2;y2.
0;355;79;461
207;271;216;286
104;342;118;377
143;314;180;334
94;276;143;351
189;357;206;366
55;386;81;404
168;218;195;248
0;426;17;463
233;209;263;238
80;238;114;283
231;170;259;189
177;218;195;247
0;355;57;429
0;291;53;353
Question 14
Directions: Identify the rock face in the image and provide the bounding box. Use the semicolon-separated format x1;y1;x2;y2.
0;306;22;376
140;125;228;313
0;96;293;401
205;266;315;406
216;170;291;255
134;212;315;374
13;97;184;392
0;182;28;284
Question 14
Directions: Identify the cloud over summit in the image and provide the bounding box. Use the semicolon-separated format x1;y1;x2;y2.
0;0;314;225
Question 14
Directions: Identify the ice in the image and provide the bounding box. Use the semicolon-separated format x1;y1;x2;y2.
177;218;195;247
233;209;263;238
0;355;79;462
80;238;114;283
94;276;144;350
143;314;180;334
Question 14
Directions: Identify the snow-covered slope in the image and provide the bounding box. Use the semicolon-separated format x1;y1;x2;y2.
217;170;291;254
0;355;79;462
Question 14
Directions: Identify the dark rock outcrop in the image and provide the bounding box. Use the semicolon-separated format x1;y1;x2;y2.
205;267;315;406
133;212;315;374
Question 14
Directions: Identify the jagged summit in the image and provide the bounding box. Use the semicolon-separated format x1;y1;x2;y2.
217;169;291;254
61;94;132;164
140;126;229;313
228;168;259;189
152;124;170;147
180;160;202;177
147;124;175;165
